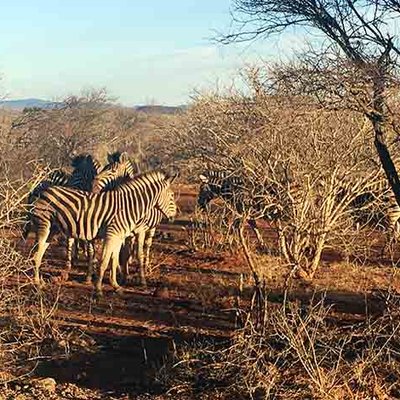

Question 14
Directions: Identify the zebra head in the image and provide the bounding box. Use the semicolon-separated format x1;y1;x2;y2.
197;172;232;211
70;154;102;191
92;152;137;193
153;172;178;221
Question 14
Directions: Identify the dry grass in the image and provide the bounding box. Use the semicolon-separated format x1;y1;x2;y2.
0;167;68;384
0;81;399;399
160;294;400;399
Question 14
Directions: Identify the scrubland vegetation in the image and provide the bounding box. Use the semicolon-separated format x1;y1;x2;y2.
0;72;397;399
1;1;400;397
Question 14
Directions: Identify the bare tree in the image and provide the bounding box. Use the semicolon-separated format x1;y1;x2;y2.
8;88;129;169
222;0;400;208
166;82;385;279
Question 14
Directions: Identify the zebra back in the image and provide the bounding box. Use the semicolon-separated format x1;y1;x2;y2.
33;170;177;241
28;168;71;204
198;170;280;220
94;153;170;228
198;170;244;211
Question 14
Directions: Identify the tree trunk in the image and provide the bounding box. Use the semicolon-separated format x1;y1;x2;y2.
373;124;400;207
370;61;400;209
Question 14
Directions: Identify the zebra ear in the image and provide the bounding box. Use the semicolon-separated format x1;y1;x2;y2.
107;153;114;164
120;152;129;162
199;174;209;183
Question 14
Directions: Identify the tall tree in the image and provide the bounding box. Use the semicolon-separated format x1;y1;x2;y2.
222;0;400;206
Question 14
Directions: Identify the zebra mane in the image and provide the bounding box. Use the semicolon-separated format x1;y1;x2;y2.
70;154;101;171
71;154;90;168
74;154;102;171
107;150;131;164
115;169;169;191
106;151;142;174
107;151;123;163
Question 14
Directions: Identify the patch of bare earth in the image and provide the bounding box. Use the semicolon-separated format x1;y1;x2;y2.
2;186;400;398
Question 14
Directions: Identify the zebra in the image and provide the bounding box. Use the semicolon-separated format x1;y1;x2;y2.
26;154;103;280
118;208;165;285
92;154;170;285
65;154;103;269
197;171;278;249
28;169;71;204
26;170;177;295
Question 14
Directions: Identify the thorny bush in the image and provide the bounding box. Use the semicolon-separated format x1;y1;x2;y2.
163;70;393;279
161;294;400;399
0;165;67;383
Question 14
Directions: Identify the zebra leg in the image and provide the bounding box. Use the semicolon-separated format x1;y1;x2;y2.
143;228;156;274
136;231;147;286
109;240;124;291
71;239;79;262
96;240;114;296
61;238;75;281
84;240;97;264
382;229;393;256
85;241;95;284
382;218;398;256
33;224;51;286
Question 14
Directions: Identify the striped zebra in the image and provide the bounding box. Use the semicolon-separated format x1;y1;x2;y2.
26;154;103;279
92;155;169;285
383;192;400;253
28;169;71;204
198;171;278;248
26;170;177;295
64;154;103;271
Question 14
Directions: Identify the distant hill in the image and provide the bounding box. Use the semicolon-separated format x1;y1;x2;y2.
134;105;186;115
0;99;187;114
0;98;60;110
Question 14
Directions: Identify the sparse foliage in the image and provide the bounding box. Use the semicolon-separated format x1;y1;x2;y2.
223;0;400;219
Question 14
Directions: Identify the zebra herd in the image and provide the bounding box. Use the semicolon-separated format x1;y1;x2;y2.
24;152;177;296
24;157;400;296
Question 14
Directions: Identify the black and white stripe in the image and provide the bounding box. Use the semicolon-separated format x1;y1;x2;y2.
92;152;138;193
69;154;103;191
65;154;103;269
94;154;170;285
28;169;71;204
26;154;103;279
28;170;177;294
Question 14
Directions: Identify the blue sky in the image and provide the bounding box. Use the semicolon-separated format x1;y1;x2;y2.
0;1;307;105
